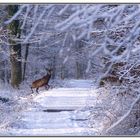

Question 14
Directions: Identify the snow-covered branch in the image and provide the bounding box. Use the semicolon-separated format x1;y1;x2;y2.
4;5;27;25
106;94;140;133
23;5;53;44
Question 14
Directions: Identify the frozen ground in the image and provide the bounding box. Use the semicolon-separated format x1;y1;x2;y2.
0;80;100;136
0;79;138;136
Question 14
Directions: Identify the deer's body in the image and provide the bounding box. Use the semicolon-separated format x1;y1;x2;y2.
31;69;52;93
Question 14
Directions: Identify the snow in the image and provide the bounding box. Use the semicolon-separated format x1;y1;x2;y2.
0;79;138;136
1;4;140;136
0;80;98;136
1;128;96;136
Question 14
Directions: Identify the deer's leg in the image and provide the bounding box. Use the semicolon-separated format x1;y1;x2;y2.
48;84;53;89
31;87;34;93
45;85;48;89
47;84;50;89
36;88;39;93
45;84;50;90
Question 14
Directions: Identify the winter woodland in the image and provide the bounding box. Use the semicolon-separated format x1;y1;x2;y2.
0;4;140;136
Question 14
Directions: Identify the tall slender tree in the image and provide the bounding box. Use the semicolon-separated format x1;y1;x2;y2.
7;5;22;88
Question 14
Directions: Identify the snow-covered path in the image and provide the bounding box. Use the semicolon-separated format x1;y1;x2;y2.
1;80;98;136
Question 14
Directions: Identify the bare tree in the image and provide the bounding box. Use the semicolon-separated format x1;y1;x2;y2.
7;5;22;88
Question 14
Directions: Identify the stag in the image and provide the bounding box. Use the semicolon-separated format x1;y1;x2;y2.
31;68;52;93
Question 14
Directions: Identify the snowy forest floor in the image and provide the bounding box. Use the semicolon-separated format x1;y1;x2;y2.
0;80;96;136
0;80;139;136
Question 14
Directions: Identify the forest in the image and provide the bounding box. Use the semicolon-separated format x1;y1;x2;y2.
0;4;140;136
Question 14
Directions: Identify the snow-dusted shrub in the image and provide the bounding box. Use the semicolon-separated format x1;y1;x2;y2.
87;85;140;136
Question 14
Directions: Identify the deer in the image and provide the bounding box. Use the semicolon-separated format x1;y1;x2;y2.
31;68;52;93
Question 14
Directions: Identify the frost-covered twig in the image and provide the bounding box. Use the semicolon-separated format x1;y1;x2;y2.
58;5;70;16
55;5;94;30
39;7;55;44
119;62;138;80
23;5;53;44
33;5;39;23
21;5;30;29
106;94;140;133
4;5;27;25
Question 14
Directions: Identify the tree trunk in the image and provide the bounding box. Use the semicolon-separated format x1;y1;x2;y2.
8;5;22;88
51;56;56;79
60;64;65;80
22;44;29;81
75;40;83;79
76;61;81;79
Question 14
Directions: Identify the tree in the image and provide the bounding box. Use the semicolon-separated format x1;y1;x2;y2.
7;5;22;88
